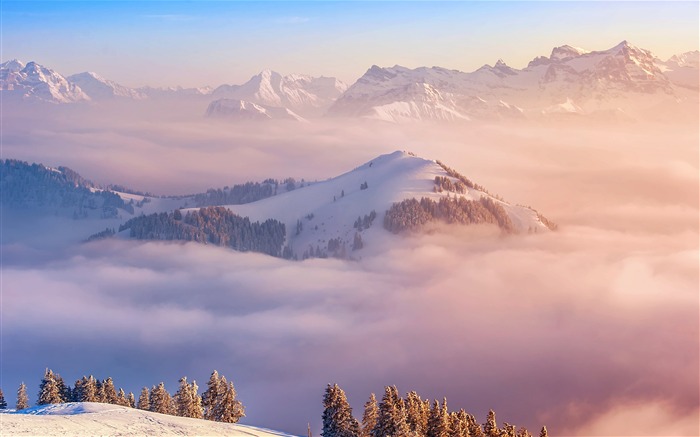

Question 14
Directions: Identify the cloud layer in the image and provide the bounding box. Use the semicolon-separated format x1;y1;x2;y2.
2;109;698;436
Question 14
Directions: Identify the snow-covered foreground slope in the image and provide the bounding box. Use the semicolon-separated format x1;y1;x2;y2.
213;151;551;259
1;403;298;437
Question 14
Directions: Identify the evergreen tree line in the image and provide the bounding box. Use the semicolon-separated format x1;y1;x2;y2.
434;161;498;199
322;384;548;437
117;206;286;257
4;369;244;424
0;159;134;217
383;197;515;234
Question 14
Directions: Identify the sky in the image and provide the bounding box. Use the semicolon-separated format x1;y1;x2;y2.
2;1;698;87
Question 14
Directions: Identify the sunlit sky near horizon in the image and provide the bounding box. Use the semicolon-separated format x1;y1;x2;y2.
2;1;699;88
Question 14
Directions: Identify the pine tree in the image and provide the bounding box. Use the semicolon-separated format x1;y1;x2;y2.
175;377;203;418
450;409;470;437
16;383;29;410
137;387;150;410
360;393;378;437
405;391;428;436
72;376;98;402
202;370;221;421
371;386;408;437
127;392;136;408
503;423;516;437
516;427;532;437
38;369;64;405
466;413;484;437
117;388;128;406
539;426;548;437
149;382;171;414
427;399;450;437
102;377;119;405
214;380;245;423
0;389;7;409
321;383;360;437
483;410;501;437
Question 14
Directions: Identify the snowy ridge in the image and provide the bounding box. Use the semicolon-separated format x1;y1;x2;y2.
206;98;307;122
329;41;696;122
213;151;551;259
212;70;347;116
1;402;298;436
67;72;147;100
1;60;90;103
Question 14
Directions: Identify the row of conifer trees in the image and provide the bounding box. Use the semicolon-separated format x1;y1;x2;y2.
322;384;547;437
1;369;244;423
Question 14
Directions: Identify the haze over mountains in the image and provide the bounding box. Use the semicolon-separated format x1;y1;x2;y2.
2;41;697;122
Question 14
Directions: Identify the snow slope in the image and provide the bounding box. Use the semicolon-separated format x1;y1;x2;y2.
67;72;147;100
209;151;551;259
0;402;298;437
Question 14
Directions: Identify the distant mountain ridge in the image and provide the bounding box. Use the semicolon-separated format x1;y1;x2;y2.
329;41;697;122
2;41;697;120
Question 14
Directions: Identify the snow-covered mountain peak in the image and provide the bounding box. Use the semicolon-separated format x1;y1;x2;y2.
211;70;346;116
667;50;700;68
67;71;146;100
550;45;589;61
1;58;25;73
1;61;90;103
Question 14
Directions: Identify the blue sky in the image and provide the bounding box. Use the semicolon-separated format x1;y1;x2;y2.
2;1;698;87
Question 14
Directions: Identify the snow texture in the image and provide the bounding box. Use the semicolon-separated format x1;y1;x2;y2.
0;402;298;436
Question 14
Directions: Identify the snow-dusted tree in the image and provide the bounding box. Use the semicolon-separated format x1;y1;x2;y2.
202;370;222;421
321;383;359;437
117;388;128;406
16;383;29;410
55;373;71;403
466;413;484;437
405;391;428;436
149;382;172;414
102;377;119;405
503;423;517;437
539;426;548;437
175;377;203;418
38;369;64;405
214;380;245;423
371;386;408;437
516;427;532;437
127;392;136;408
360;393;378;437
137;387;150;410
483;410;499;437
0;389;7;409
427;399;450;437
450;409;470;437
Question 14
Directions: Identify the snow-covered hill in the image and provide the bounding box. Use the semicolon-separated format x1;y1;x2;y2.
211;70;347;116
0;402;298;437
67;72;147;100
1;59;90;103
209;151;553;259
206;98;307;122
329;41;697;122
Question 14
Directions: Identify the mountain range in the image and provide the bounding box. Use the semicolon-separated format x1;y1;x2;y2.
2;41;697;121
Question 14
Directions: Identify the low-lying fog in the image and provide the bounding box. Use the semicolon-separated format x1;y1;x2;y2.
2;103;698;436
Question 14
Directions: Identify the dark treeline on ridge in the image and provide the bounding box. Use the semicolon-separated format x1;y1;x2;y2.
5;368;244;424
384;197;516;234
322;384;548;437
0;159;134;218
117;206;286;257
